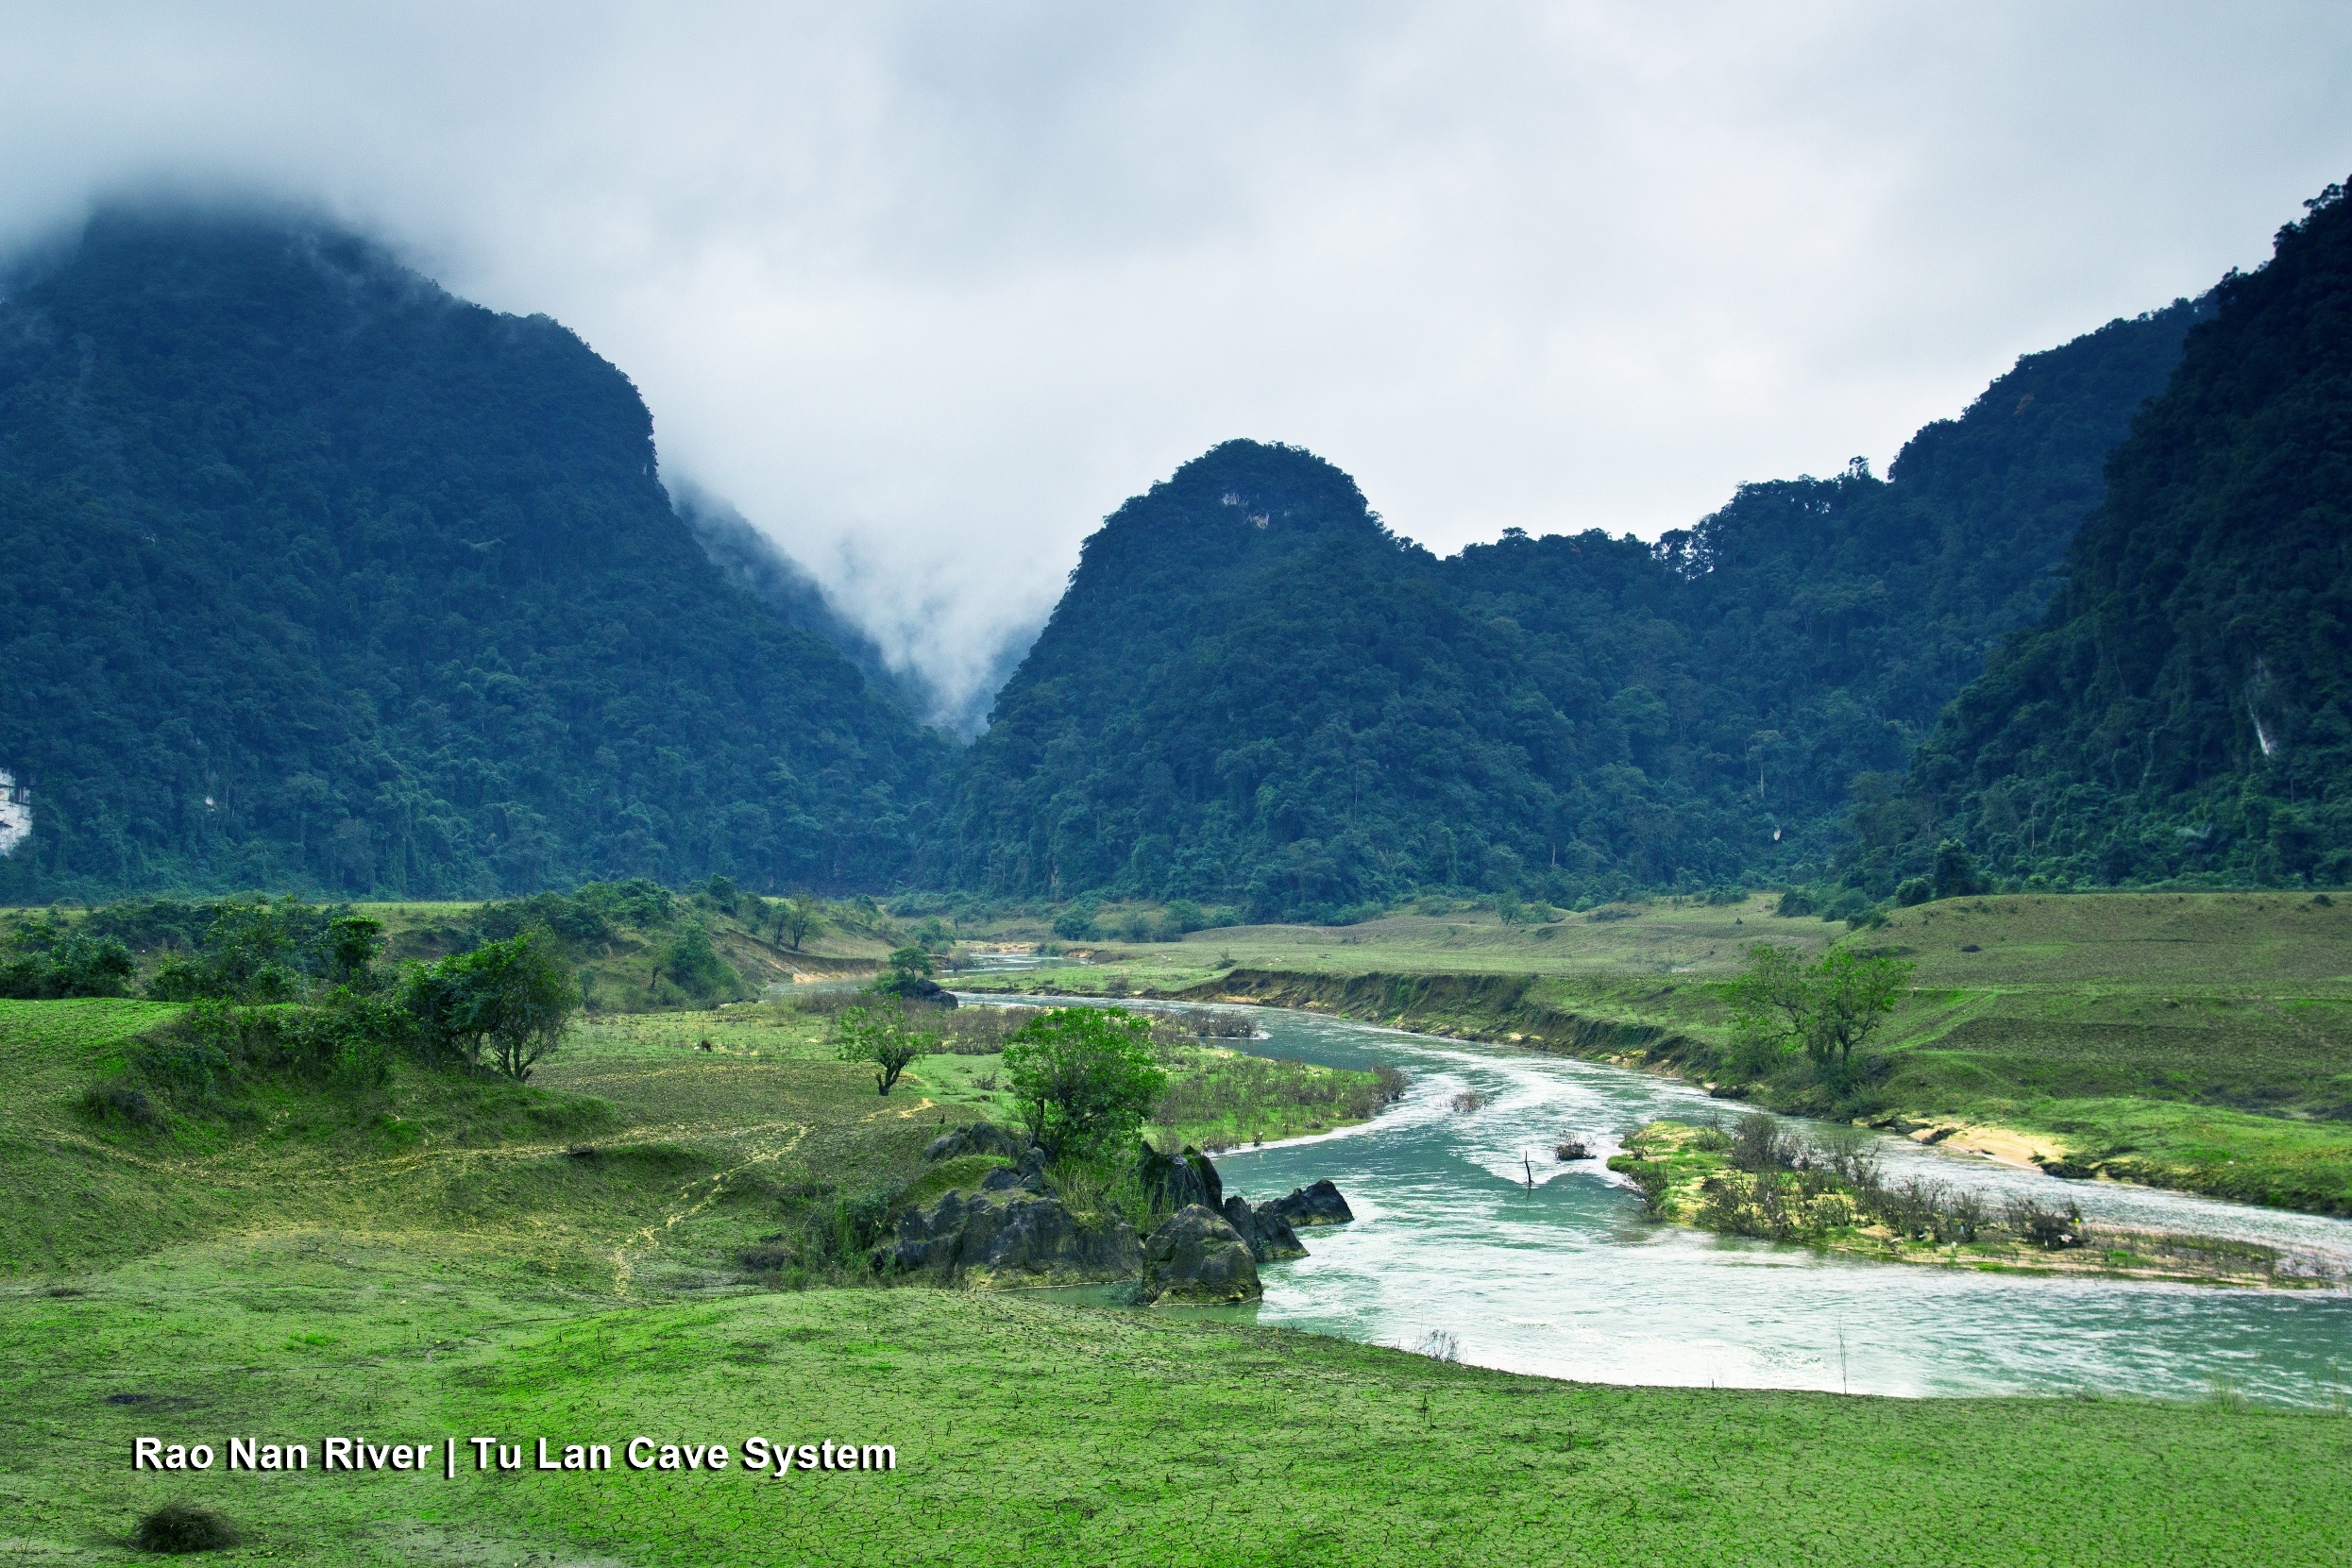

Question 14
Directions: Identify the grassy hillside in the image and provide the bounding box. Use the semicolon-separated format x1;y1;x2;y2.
961;891;2352;1213
5;990;2349;1565
13;1263;2350;1567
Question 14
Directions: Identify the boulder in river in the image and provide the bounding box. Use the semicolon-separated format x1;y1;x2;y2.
1264;1178;1353;1227
1221;1195;1308;1262
1139;1205;1261;1303
876;1188;1141;1288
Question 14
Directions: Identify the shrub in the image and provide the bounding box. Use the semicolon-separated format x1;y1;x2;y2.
1051;908;1097;941
403;928;577;1081
1003;1006;1166;1157
130;1503;238;1554
81;1081;163;1130
1894;876;1934;907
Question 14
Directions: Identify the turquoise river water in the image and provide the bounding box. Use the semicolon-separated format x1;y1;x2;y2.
964;989;2352;1408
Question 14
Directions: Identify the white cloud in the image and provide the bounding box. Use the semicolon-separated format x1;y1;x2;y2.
2;2;2346;720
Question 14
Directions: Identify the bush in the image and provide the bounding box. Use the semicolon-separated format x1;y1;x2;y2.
1003;1006;1166;1156
81;1081;163;1130
130;1503;238;1554
0;931;135;998
1773;888;1819;917
1051;908;1097;941
660;922;741;1003
403;928;577;1081
1894;876;1934;907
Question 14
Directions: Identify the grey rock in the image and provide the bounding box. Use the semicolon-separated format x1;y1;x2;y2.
871;973;959;1007
1135;1144;1224;1212
1264;1178;1353;1227
922;1121;1029;1164
1221;1195;1308;1262
1140;1205;1261;1304
875;1189;1140;1287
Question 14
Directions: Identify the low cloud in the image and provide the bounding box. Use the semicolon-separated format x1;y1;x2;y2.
2;3;2346;718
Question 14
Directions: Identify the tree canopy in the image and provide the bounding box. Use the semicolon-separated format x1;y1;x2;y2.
1905;177;2352;890
929;298;2205;918
0;209;946;904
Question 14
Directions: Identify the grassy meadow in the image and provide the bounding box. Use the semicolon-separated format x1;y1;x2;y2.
7;992;2352;1564
958;891;2352;1214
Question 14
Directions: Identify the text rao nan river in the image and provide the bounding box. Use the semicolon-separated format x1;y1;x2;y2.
133;1434;896;1478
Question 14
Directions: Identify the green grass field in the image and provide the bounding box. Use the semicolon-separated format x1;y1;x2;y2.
961;892;2352;1214
8;969;2352;1563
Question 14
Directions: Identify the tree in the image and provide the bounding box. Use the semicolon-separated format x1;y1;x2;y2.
1726;942;1911;1081
832;1002;938;1096
1002;1006;1167;1156
1806;949;1910;1072
1726;943;1813;1074
1931;840;1984;902
775;897;825;953
327;915;384;987
886;945;936;981
404;927;577;1080
662;922;740;1003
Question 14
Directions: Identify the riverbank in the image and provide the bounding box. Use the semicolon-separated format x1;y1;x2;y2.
956;891;2352;1218
9;996;2352;1564
1607;1119;2346;1290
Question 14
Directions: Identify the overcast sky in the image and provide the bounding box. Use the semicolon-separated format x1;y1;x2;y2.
3;3;2347;723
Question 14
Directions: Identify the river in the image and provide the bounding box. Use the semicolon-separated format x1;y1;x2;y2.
964;987;2352;1409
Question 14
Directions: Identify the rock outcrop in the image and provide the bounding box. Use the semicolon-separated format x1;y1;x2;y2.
1136;1144;1224;1212
1221;1196;1308;1262
1265;1178;1354;1227
923;1121;1028;1163
1139;1205;1261;1303
877;1189;1141;1287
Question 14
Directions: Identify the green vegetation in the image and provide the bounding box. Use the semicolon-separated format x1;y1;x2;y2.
1002;1006;1167;1155
1727;944;1911;1080
0;210;942;904
1609;1117;2331;1288
1909;179;2352;890
962;889;2352;1215
832;1002;938;1096
933;295;2204;918
4;988;2348;1564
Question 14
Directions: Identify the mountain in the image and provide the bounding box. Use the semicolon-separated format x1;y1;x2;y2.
932;298;2206;919
1904;179;2352;889
0;209;946;902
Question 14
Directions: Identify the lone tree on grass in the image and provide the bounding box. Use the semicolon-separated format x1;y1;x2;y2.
1002;1006;1167;1156
1727;943;1911;1082
404;927;578;1081
833;1002;939;1096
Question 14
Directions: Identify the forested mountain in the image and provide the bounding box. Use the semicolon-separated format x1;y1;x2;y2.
932;295;2206;919
1904;181;2352;890
0;209;945;902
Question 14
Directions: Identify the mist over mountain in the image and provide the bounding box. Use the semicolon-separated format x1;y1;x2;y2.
931;295;2207;918
1904;180;2352;889
0;208;944;902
